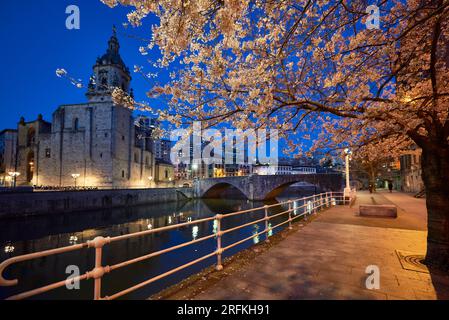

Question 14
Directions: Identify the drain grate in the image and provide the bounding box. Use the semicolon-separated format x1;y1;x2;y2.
396;250;428;273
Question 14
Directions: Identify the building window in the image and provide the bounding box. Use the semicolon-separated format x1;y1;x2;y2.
104;133;108;138
74;118;79;131
134;152;139;163
45;148;51;158
122;135;125;141
165;169;169;179
100;153;103;158
122;170;125;178
145;157;149;166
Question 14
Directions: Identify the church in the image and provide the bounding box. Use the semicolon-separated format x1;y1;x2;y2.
12;29;171;188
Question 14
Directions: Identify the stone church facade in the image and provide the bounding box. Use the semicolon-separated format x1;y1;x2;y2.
15;29;157;188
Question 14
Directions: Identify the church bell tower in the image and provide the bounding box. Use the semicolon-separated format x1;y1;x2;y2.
86;26;132;102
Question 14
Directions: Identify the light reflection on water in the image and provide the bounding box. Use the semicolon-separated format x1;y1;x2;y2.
0;190;315;300
252;225;260;244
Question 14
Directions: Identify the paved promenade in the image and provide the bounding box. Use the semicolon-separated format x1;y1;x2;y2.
192;191;449;300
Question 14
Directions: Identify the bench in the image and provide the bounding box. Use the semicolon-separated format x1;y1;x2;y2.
359;204;397;218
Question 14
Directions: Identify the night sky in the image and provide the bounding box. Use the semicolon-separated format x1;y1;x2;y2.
0;0;163;130
0;1;310;157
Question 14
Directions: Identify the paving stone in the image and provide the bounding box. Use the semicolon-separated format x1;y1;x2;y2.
191;191;449;300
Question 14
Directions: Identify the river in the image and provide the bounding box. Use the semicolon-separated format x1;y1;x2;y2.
0;188;316;300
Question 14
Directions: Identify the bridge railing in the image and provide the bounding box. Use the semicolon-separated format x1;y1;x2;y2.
0;192;349;300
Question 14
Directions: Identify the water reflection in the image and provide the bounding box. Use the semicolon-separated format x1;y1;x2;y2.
192;226;199;240
0;190;315;300
252;225;260;244
69;235;78;245
212;219;218;235
307;200;313;214
4;242;14;254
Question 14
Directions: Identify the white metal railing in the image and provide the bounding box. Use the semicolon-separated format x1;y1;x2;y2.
0;191;349;300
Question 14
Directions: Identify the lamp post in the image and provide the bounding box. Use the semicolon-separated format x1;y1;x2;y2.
344;148;352;198
71;173;80;188
148;176;153;188
8;172;20;188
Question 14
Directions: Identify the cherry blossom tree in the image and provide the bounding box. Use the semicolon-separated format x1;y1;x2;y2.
101;0;449;269
350;138;407;191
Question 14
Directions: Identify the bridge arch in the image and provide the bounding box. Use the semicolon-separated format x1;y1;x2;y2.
201;182;249;199
196;174;342;201
263;181;319;200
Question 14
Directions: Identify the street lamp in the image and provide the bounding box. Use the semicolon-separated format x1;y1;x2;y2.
71;173;80;188
148;176;153;188
8;172;20;188
344;148;352;198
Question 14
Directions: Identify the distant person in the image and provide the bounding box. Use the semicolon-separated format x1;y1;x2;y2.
388;181;393;193
369;184;374;193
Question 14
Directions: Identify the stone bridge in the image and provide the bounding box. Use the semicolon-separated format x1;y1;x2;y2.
194;174;343;201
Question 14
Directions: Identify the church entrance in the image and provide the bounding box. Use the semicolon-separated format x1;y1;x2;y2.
26;151;35;183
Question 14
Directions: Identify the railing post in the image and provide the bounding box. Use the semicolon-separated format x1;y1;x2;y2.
330;191;335;206
94;247;103;300
302;199;307;221
264;205;270;243
215;214;223;271
87;236;111;300
288;200;293;230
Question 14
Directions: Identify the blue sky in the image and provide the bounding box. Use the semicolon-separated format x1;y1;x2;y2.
0;1;315;158
0;0;163;130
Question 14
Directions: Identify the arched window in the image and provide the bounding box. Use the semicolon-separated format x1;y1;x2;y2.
74;118;79;131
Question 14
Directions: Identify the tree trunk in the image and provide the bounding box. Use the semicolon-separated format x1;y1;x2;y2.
369;165;376;193
365;162;376;193
421;145;449;271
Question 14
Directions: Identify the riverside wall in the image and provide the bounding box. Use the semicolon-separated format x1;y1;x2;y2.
0;187;193;218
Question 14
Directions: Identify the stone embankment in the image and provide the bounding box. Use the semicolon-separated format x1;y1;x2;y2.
0;187;193;218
